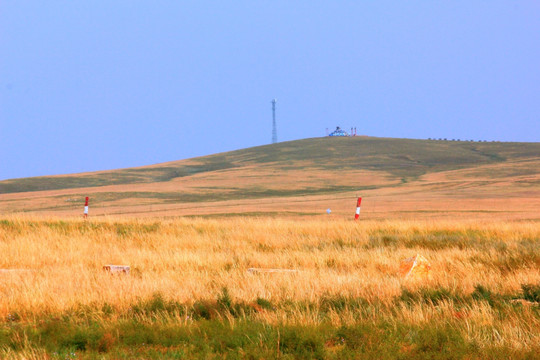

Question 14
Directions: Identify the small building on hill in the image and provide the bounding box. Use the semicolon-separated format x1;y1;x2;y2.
328;126;349;137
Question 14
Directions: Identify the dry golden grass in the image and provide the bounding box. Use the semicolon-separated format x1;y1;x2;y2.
1;156;537;220
0;218;536;301
0;215;538;355
0;139;538;357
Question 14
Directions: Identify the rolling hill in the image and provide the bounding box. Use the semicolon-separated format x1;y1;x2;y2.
1;136;539;220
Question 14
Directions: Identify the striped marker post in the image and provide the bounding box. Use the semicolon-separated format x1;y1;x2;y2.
354;197;362;220
83;197;89;218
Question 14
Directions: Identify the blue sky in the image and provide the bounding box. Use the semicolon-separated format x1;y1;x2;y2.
1;1;539;180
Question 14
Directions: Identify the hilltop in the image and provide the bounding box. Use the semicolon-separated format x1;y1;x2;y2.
1;137;539;219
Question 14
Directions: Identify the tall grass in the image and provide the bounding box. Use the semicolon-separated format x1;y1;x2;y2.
0;215;538;358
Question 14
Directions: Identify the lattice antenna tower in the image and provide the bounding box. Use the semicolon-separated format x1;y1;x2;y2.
271;99;277;144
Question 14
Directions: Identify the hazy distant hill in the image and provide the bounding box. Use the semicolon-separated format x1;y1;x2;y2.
2;137;538;194
1;137;538;219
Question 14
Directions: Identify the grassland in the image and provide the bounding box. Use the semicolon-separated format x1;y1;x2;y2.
0;137;538;358
1;137;539;219
0;216;538;358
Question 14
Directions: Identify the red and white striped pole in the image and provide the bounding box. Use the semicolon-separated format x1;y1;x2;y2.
83;197;89;218
354;197;362;220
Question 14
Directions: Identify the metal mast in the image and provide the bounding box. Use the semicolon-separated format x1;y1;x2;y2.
271;99;277;144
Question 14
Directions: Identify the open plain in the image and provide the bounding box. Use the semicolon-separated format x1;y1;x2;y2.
0;137;538;358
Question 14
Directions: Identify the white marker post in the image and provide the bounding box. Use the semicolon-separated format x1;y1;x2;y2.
83;197;89;218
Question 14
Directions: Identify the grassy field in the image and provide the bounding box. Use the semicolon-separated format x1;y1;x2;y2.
0;137;538;358
1;137;539;219
0;216;538;358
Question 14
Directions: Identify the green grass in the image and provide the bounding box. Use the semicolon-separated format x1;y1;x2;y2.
1;287;538;359
74;185;369;204
0;161;235;194
185;211;321;218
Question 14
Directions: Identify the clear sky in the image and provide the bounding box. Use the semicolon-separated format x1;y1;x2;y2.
1;1;539;180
